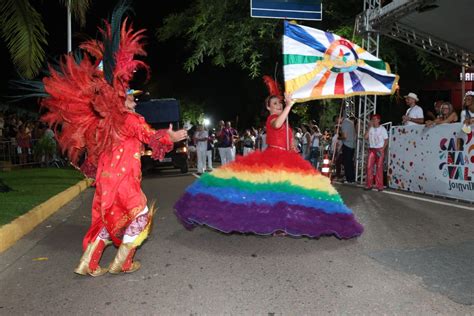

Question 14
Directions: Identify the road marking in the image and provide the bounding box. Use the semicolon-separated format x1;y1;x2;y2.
192;173;201;179
382;190;473;211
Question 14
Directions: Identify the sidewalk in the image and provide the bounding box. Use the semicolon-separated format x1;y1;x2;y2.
0;178;92;253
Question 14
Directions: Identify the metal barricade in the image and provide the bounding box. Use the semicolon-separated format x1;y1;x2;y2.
0;138;67;168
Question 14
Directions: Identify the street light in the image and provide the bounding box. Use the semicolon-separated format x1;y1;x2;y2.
67;0;72;53
203;118;210;127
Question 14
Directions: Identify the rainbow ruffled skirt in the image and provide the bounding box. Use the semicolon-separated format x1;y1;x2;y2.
174;148;363;239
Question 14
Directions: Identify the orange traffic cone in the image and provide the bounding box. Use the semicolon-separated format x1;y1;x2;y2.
321;154;331;177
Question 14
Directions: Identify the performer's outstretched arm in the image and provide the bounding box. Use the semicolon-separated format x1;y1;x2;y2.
149;129;174;161
130;116;187;160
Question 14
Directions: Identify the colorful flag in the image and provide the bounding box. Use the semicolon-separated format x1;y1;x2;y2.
283;21;399;102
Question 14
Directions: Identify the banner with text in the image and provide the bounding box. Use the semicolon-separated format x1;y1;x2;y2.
388;123;474;202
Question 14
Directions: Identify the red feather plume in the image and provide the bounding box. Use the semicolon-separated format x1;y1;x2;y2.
263;75;282;97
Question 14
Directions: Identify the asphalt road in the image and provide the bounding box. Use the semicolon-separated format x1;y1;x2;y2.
1;168;473;315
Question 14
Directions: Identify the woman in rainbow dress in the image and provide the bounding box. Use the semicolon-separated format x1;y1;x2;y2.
174;77;363;239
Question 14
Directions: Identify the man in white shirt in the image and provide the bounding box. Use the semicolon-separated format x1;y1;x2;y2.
402;92;424;126
460;91;474;126
364;114;388;191
194;124;208;175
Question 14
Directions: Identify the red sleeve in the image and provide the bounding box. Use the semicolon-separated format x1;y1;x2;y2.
266;114;283;130
127;113;173;161
149;129;173;161
129;114;155;144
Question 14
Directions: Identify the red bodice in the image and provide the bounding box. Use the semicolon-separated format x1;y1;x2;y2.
265;114;293;150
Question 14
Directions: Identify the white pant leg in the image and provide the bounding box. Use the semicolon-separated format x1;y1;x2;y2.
225;147;234;163
206;150;213;170
123;206;149;244
197;148;207;173
231;146;236;160
218;147;227;165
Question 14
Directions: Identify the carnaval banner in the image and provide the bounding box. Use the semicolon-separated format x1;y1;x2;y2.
388;123;474;202
283;21;399;102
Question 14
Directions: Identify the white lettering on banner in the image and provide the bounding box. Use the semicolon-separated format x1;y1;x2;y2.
388;123;474;202
449;181;474;192
460;72;474;81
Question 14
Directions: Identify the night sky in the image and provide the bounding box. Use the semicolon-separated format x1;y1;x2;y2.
0;0;272;128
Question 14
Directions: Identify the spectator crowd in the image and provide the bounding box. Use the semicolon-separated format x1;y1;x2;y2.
186;118;339;177
0;111;59;166
185;90;474;191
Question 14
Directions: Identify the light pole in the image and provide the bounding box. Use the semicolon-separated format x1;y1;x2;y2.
203;118;210;127
67;0;72;53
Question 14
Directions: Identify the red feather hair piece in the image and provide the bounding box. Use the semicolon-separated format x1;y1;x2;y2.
262;75;282;98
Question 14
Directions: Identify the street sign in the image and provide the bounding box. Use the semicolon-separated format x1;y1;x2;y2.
251;0;322;21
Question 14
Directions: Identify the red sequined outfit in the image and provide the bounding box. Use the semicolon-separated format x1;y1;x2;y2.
83;113;172;248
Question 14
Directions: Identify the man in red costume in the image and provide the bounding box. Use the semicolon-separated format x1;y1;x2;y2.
74;91;187;276
35;1;188;276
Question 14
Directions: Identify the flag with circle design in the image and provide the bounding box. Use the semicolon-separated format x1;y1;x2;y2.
283;21;399;102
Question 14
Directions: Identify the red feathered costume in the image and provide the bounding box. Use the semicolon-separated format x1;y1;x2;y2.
40;10;182;275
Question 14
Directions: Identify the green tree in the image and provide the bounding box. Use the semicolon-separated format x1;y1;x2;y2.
158;0;446;84
292;103;311;125
318;100;341;132
157;0;279;78
181;100;205;125
0;0;91;79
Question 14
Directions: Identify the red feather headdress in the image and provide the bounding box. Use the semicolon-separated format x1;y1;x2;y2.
40;1;148;169
262;75;282;98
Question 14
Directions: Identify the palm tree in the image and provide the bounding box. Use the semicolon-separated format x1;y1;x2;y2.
0;0;91;79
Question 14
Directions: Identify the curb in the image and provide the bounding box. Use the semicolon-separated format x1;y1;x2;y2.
0;178;93;253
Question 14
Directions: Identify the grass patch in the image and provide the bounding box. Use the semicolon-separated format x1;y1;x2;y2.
0;168;84;226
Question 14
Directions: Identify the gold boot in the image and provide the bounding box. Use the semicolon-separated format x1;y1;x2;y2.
108;243;141;274
74;238;111;277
